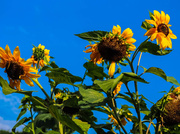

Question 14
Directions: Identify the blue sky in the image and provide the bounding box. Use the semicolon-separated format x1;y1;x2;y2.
0;0;180;132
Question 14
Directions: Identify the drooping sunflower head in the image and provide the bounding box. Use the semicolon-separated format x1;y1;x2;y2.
0;45;40;91
98;25;136;62
144;10;177;50
31;44;50;67
162;87;180;126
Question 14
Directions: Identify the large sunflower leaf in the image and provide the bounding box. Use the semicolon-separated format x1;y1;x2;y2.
0;76;34;95
121;72;149;84
139;41;172;56
12;117;31;132
45;68;82;85
72;119;91;133
78;85;105;103
142;67;180;85
75;31;108;41
94;74;124;93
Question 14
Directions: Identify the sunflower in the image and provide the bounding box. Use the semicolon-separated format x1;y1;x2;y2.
144;10;177;50
0;45;40;91
31;44;50;67
84;25;136;77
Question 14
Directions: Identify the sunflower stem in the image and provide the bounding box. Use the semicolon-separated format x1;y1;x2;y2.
59;121;63;134
30;104;35;134
32;78;50;100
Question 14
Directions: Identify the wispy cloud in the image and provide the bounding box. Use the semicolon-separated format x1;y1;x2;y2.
0;90;21;114
0;116;24;132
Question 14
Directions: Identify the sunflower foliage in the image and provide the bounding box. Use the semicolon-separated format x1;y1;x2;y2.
0;10;179;134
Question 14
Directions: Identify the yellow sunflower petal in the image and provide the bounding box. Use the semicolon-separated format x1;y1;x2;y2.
144;28;156;36
108;62;116;77
5;45;12;57
44;49;50;55
13;46;20;61
154;10;161;20
112;25;121;35
160;37;170;50
23;77;34;86
150;32;158;41
145;19;156;26
26;73;41;78
160;11;166;23
121;28;133;39
129;44;136;51
165;14;170;24
169;32;177;39
126;38;136;44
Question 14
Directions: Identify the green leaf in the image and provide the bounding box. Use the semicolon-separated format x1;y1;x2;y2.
83;62;109;80
0;76;33;95
145;67;166;80
121;72;149;84
139;41;172;56
72;119;91;133
78;85;105;104
46;68;82;85
141;21;153;30
143;67;180;85
75;30;108;41
149;10;154;20
16;108;27;121
94;74;124;92
167;76;180;85
12;117;31;132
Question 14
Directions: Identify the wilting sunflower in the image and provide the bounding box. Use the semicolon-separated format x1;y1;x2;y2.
0;45;40;91
84;25;136;77
31;44;50;67
144;10;177;50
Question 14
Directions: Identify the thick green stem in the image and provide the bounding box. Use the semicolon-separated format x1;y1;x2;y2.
32;78;50;100
59;121;63;134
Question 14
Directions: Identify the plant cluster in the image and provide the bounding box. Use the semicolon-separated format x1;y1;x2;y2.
0;10;179;134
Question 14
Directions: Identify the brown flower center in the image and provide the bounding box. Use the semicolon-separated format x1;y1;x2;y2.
5;61;24;80
98;36;127;61
157;24;169;36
